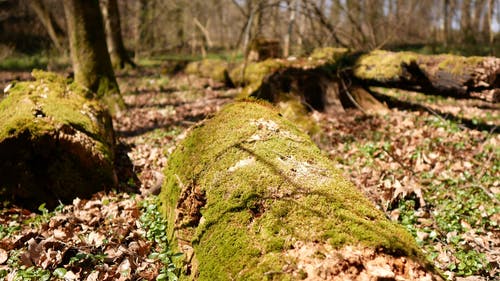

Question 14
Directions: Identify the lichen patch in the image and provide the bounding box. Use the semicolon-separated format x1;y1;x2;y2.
228;157;255;172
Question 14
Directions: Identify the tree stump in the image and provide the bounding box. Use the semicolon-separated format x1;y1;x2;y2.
0;71;117;210
161;101;441;280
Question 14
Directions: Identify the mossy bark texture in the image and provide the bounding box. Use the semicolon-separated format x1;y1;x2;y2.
161;101;437;280
185;59;234;87
63;0;125;113
0;71;116;210
353;50;500;102
229;57;388;115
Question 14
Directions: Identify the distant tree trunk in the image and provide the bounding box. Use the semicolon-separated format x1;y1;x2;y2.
443;0;450;46
63;0;124;113
461;0;473;42
284;0;297;57
472;0;486;34
174;0;185;51
100;0;135;69
486;0;494;55
250;0;265;39
30;0;66;52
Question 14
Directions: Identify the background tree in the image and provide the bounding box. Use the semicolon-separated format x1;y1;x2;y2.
63;0;124;112
100;0;135;69
1;0;499;61
29;0;66;53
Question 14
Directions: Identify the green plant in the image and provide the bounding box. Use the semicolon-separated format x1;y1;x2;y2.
69;252;107;267
139;197;181;280
0;220;21;240
23;203;63;228
6;266;52;281
449;250;489;276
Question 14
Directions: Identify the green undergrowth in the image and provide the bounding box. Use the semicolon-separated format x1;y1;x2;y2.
161;101;430;279
324;112;498;279
139;197;182;281
0;53;70;71
0;204;64;280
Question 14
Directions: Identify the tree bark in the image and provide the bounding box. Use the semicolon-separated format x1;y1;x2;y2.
63;0;124;113
29;0;66;52
0;71;116;211
100;0;136;69
486;0;494;55
283;0;297;57
443;0;450;46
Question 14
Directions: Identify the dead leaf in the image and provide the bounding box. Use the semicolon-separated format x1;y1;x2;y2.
0;248;7;264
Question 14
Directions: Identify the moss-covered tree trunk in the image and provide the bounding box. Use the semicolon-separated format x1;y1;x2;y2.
100;0;136;70
0;71;117;210
161;101;441;280
353;50;500;102
63;0;125;113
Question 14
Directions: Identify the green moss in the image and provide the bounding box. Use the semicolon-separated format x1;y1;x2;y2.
276;95;320;136
354;50;418;81
0;70;115;209
230;59;285;97
185;59;230;82
430;54;484;76
0;70;111;153
161;101;428;279
309;47;349;62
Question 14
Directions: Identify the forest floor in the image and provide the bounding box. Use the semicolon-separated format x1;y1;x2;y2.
0;65;498;281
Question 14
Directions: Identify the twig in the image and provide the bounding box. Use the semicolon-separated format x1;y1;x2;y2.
381;146;416;176
337;72;367;114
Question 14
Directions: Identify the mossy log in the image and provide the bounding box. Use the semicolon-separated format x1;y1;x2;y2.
185;59;234;87
0;71;116;210
230;58;387;115
161;101;440;280
354;50;500;102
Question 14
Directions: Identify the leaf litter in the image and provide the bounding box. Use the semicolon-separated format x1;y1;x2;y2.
0;66;498;280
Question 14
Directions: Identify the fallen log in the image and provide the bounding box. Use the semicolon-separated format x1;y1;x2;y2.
185;58;235;87
353;50;500;102
161;101;441;280
230;58;388;115
0;71;117;210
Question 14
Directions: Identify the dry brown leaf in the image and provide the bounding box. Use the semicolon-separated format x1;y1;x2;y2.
0;248;7;264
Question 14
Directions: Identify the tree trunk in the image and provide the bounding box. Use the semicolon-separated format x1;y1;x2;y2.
29;0;66;53
63;0;124;114
0;71;116;211
486;0;494;55
161;101;441;280
283;0;297;57
461;0;474;42
443;0;450;46
100;0;136;69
